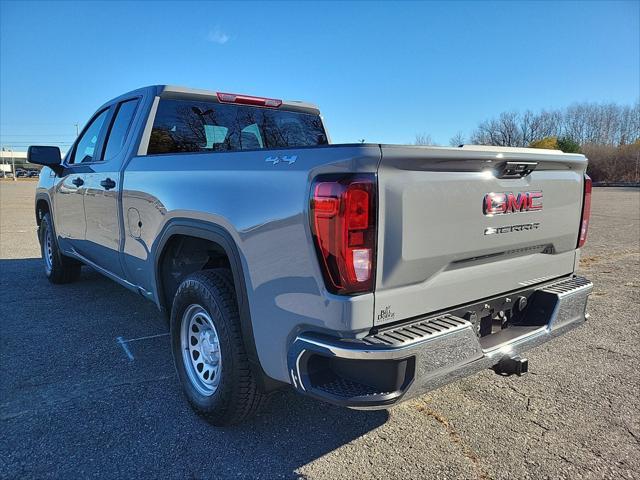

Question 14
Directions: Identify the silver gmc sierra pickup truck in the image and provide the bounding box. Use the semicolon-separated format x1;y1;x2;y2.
29;85;593;425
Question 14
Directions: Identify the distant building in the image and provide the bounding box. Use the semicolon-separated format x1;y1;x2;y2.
0;150;67;172
0;151;29;172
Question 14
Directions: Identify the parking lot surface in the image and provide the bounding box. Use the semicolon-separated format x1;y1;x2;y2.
1;181;639;479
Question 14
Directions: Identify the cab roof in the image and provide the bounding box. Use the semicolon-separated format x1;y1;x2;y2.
158;85;320;115
101;85;321;116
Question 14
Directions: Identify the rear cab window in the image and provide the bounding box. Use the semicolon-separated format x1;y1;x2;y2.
147;98;328;154
103;98;139;160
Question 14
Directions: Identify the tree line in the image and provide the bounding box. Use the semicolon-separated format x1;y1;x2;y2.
415;101;640;182
467;102;639;147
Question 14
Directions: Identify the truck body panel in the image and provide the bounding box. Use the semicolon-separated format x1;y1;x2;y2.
120;145;379;381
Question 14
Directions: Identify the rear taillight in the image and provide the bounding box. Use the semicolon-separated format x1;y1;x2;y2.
310;174;377;295
577;174;592;248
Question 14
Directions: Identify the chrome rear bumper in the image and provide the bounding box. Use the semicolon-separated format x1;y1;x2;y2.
287;276;593;409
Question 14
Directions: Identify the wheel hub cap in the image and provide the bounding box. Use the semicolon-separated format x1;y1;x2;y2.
200;331;220;364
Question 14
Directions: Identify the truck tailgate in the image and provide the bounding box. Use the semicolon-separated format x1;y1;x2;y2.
374;145;587;325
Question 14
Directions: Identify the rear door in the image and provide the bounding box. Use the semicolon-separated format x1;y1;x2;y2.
374;145;587;325
82;97;140;278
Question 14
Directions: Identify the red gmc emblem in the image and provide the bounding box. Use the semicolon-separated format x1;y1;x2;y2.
484;191;543;215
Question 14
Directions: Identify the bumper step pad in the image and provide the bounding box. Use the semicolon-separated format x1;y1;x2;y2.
364;314;471;347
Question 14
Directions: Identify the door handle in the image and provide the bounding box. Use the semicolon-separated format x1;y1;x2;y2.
72;177;84;187
100;178;116;190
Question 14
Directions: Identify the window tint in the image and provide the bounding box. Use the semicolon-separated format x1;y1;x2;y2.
148;99;328;154
104;99;139;160
70;109;109;164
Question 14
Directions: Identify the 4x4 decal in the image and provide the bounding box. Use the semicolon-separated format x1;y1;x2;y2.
265;155;297;165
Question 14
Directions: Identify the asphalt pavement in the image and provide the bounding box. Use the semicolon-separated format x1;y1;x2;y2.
1;181;638;479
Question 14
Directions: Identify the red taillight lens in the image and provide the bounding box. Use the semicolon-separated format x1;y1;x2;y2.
310;175;377;294
216;92;282;108
578;174;592;248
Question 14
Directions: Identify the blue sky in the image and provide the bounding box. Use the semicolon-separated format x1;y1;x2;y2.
1;0;638;151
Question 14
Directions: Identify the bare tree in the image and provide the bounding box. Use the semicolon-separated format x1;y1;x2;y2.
618;102;640;145
414;133;435;145
471;111;522;146
536;109;563;139
449;131;466;146
449;132;466;147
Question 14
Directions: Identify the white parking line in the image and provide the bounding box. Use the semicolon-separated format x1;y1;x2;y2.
120;332;170;343
116;336;135;361
115;332;170;361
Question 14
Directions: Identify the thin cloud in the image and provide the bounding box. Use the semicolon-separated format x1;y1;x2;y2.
205;28;230;45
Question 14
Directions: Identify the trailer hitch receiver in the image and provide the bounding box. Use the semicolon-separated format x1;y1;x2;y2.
493;356;529;376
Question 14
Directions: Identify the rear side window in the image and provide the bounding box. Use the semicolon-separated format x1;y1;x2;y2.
103;99;139;160
69;109;109;164
147;98;327;154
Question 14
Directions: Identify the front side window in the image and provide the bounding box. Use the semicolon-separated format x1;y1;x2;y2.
103;99;139;160
70;109;109;164
147;98;328;154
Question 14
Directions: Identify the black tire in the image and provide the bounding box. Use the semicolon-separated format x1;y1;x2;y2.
38;212;82;284
170;269;266;426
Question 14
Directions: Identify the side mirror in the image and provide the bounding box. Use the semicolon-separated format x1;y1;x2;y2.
27;146;63;174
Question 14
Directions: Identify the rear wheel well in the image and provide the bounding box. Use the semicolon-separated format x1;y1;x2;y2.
158;234;231;311
155;226;284;393
35;199;50;226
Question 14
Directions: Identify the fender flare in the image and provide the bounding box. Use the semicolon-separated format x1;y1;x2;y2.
34;192;52;225
152;218;274;386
